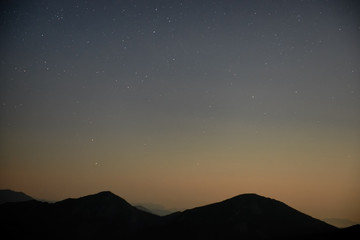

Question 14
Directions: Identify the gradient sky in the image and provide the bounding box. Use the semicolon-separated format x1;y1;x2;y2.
1;0;359;222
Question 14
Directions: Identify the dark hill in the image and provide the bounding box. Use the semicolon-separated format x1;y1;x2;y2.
160;193;337;239
0;189;33;204
0;191;160;240
301;224;360;240
50;191;161;238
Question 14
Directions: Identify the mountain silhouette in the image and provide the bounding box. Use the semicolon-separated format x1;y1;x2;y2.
160;193;337;239
0;189;33;204
1;190;359;240
0;191;160;239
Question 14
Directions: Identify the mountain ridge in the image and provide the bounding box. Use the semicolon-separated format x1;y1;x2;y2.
0;189;34;204
160;192;336;239
1;190;358;240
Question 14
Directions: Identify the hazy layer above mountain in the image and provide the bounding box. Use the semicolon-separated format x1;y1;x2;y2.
323;218;358;228
135;202;180;216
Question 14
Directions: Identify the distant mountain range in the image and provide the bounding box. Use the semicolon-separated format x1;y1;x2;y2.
1;190;359;239
0;189;33;204
135;203;178;216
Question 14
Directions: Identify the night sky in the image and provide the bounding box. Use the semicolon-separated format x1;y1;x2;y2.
1;0;359;222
